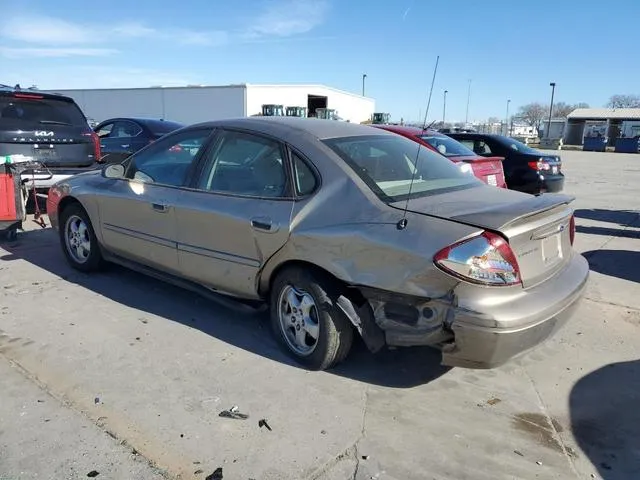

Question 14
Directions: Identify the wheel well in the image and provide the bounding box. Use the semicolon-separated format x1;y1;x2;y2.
57;196;82;216
262;260;347;299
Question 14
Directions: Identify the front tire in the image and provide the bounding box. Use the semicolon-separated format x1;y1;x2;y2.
59;203;104;272
270;267;354;370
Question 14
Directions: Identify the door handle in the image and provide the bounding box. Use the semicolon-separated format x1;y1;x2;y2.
121;144;130;148
151;202;169;213
250;217;273;231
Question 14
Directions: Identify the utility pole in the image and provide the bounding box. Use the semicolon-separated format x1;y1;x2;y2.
505;99;511;136
465;79;471;125
362;74;367;97
443;90;448;125
547;82;556;138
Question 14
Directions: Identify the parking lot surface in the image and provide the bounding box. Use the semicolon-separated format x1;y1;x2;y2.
1;150;639;480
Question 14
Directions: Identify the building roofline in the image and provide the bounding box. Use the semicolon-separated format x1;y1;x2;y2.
43;83;374;101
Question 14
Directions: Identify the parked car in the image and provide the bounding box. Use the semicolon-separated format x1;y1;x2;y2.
94;117;184;163
444;132;564;194
46;117;588;371
0;85;100;193
372;125;507;188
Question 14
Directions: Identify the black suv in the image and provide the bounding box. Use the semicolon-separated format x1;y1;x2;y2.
0;86;101;194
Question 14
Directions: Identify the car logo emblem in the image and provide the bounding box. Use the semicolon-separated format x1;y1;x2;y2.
34;131;54;137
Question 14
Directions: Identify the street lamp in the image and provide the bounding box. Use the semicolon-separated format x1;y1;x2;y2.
505;99;511;136
547;82;556;138
443;90;448;125
362;74;367;97
465;79;471;124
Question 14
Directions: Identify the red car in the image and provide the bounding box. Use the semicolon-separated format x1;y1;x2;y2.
372;125;507;188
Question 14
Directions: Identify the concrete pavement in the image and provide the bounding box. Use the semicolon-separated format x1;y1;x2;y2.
0;150;638;480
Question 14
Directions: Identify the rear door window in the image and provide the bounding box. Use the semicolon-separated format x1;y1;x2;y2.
111;121;143;138
0;95;87;127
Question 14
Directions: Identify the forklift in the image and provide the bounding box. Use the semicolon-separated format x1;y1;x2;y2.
316;108;338;120
261;104;284;116
285;106;308;117
372;112;391;124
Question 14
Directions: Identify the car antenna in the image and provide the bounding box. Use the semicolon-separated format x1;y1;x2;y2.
397;55;440;231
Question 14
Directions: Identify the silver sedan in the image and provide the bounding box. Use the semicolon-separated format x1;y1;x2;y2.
46;117;589;370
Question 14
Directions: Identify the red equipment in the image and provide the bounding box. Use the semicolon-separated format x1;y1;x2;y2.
0;159;51;241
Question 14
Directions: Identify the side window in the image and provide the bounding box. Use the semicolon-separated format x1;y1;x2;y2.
474;140;493;155
458;139;475;150
125;129;212;187
112;121;143;138
198;130;288;198
292;152;317;196
96;123;114;138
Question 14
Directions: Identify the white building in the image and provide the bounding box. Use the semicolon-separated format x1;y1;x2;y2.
45;84;375;125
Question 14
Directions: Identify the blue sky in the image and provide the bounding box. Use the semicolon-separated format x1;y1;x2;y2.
1;0;638;122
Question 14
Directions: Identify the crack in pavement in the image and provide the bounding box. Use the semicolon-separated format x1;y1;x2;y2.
584;296;640;313
307;386;370;480
521;365;580;479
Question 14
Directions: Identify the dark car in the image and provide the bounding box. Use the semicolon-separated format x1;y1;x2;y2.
372;125;507;188
94;117;184;163
0;86;100;193
445;133;564;194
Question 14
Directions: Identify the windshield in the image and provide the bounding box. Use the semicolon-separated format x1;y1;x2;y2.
419;134;476;157
0;95;87;127
324;134;481;202
498;136;541;154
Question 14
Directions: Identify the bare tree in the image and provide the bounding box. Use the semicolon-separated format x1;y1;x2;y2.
606;94;640;108
518;102;547;132
550;102;588;118
487;116;501;124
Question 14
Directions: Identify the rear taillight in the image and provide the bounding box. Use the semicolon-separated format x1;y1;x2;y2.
83;130;102;163
434;231;521;286
569;214;575;245
528;158;551;171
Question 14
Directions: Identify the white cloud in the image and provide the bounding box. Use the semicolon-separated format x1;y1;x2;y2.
0;47;117;59
0;15;222;48
245;0;330;38
3;65;201;90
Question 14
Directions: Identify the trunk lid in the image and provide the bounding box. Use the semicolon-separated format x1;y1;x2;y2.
391;186;575;288
451;155;507;188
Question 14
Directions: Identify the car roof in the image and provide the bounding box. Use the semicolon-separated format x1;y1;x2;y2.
0;89;78;104
372;124;443;137
190;116;398;140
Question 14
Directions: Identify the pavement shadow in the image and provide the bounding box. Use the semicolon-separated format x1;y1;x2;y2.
576;225;640;240
570;360;640;479
574;208;639;227
0;228;450;389
583;249;640;283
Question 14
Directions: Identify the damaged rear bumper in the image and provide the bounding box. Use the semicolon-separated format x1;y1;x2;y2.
356;252;589;369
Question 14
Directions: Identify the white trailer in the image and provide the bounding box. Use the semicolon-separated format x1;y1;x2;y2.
46;84;375;125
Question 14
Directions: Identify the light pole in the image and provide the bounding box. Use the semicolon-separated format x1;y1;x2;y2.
362;74;367;97
465;79;471;125
443;89;448;125
547;82;556;138
505;99;511;136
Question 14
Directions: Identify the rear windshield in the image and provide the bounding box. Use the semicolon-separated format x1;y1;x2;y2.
324;134;481;202
497;136;541;155
0;95;87;127
419;134;476;157
145;120;184;136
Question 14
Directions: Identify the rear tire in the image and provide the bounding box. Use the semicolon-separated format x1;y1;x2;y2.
59;203;104;272
270;266;354;370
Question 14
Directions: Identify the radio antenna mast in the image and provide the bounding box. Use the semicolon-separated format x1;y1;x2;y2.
397;55;440;230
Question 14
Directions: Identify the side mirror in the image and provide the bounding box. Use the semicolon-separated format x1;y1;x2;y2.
102;163;125;179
